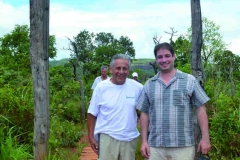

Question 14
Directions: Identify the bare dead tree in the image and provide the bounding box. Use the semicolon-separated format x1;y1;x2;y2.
229;60;235;96
150;35;162;74
64;37;79;80
190;0;204;159
30;0;50;159
164;27;178;43
149;62;158;74
63;37;86;120
191;2;204;87
153;34;162;45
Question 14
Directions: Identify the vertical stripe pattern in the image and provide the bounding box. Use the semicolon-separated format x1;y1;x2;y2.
136;70;210;147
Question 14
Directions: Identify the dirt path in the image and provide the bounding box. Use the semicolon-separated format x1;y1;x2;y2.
79;134;98;160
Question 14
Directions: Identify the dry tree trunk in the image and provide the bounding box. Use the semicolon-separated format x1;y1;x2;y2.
190;0;204;159
30;0;50;159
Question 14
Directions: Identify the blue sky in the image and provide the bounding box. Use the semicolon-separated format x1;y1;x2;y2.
0;0;239;60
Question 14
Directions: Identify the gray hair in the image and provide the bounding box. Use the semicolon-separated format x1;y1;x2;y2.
110;54;131;68
101;65;108;71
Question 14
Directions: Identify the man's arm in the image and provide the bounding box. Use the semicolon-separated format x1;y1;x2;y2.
196;105;211;154
87;113;98;154
140;112;150;159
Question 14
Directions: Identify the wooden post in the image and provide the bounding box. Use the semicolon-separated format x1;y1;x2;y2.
190;0;203;159
30;0;50;159
79;80;85;120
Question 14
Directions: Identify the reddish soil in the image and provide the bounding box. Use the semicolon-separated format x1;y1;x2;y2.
79;134;98;160
80;134;90;145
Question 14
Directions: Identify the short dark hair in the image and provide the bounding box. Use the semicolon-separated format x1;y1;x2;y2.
154;42;175;57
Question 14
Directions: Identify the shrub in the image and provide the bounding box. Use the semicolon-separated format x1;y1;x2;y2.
49;115;83;148
0;126;33;159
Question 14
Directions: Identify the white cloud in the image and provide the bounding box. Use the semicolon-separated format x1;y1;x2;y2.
0;0;240;60
0;1;29;30
226;37;240;56
201;0;240;56
42;1;195;60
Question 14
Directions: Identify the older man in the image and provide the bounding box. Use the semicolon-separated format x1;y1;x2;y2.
87;54;143;160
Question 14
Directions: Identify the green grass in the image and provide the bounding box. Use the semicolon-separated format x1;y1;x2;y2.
135;136;144;160
0;127;33;160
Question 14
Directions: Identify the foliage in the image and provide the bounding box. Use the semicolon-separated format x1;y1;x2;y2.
46;142;86;160
0;24;57;59
187;17;226;67
48;115;83;148
0;24;57;86
66;30;136;84
50;80;83;121
208;94;240;159
0;84;34;145
49;65;75;94
213;50;240;81
205;79;240;159
49;58;70;67
135;137;144;160
1;22;240;159
0;126;33;159
0;24;87;159
172;35;191;68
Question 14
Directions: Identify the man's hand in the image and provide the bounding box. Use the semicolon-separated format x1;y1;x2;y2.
89;137;98;154
140;141;150;159
197;139;211;155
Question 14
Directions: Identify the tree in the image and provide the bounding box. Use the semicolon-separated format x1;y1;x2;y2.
118;36;135;58
187;17;226;68
30;0;50;159
93;35;136;66
201;17;225;66
190;1;204;159
65;30;95;80
0;25;56;88
95;32;115;46
172;36;191;70
0;25;32;74
190;0;204;87
66;31;136;83
0;24;57;59
213;50;240;96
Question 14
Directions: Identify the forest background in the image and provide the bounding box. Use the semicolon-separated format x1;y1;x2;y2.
0;17;239;159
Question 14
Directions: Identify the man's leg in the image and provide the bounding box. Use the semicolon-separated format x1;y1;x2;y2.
119;138;138;160
98;134;120;160
166;146;195;160
147;146;195;160
148;147;167;160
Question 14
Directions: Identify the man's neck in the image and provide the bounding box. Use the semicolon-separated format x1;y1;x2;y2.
160;69;176;85
101;76;107;80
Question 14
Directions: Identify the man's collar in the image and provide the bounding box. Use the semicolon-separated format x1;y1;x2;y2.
151;69;184;81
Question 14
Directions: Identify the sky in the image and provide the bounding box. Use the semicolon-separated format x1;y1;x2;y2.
0;0;239;60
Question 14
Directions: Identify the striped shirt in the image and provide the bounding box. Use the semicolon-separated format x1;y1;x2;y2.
136;69;210;147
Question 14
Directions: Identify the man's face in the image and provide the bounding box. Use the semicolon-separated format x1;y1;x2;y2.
156;49;175;73
101;69;108;77
110;59;129;85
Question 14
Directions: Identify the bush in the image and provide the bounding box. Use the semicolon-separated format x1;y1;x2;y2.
0;84;34;145
0;126;33;159
49;115;83;148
